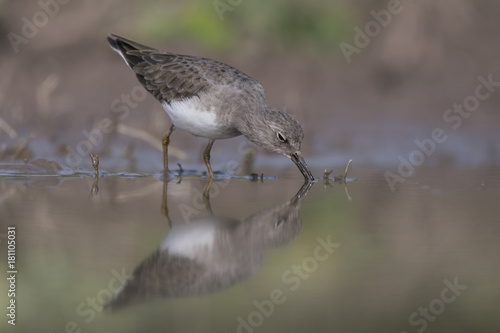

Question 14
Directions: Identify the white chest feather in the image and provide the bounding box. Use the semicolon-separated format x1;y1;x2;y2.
162;99;232;139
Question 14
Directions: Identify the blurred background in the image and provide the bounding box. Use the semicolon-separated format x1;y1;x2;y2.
1;2;500;332
0;0;499;172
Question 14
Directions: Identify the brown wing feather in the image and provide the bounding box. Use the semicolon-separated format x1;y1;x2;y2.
108;34;264;105
129;51;209;103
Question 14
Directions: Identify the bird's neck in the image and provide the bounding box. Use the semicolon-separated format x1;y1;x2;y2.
233;105;272;146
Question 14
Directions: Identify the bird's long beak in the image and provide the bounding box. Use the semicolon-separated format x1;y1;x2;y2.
290;152;314;181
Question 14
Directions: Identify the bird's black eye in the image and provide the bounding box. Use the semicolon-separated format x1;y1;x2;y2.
277;132;287;143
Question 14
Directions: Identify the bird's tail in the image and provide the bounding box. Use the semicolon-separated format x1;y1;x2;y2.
107;34;155;68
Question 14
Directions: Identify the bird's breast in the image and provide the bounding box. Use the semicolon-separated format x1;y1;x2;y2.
162;98;239;139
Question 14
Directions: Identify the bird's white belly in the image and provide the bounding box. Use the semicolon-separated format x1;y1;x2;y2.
162;99;233;139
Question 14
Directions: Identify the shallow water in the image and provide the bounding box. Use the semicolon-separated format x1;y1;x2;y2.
1;166;499;333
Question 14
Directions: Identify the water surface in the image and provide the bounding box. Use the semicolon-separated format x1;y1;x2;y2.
0;167;499;333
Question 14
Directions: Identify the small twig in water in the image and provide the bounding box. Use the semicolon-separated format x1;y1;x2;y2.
343;160;352;180
89;153;99;177
323;169;334;187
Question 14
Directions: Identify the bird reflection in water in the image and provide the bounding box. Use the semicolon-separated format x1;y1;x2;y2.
104;180;312;311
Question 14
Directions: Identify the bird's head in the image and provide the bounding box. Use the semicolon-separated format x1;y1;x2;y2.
242;109;314;181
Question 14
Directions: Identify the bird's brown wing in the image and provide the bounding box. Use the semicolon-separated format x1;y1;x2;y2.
128;51;211;103
108;34;262;104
